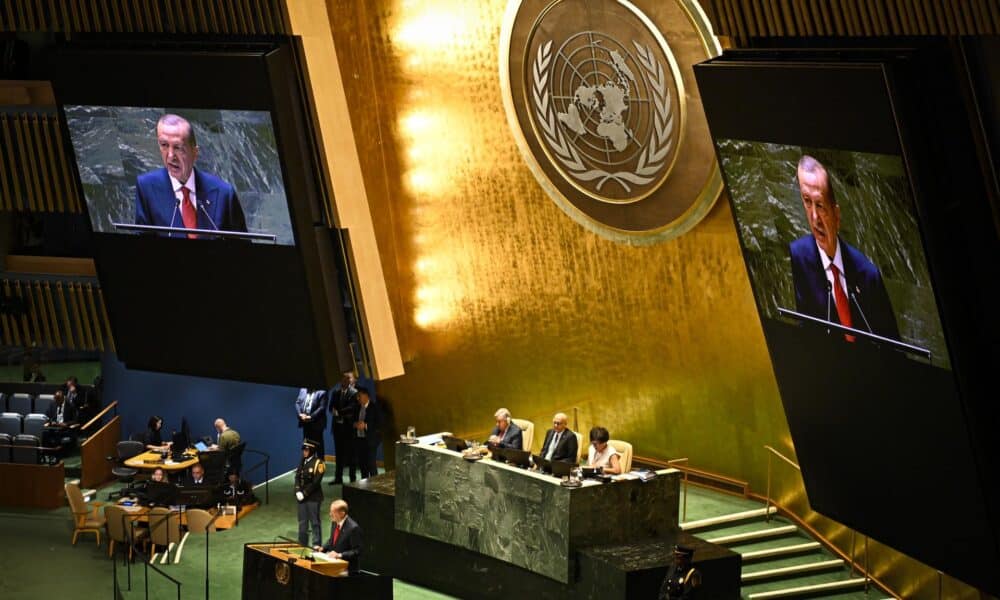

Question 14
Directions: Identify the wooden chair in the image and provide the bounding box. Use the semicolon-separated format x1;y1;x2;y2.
185;508;216;534
148;507;186;564
574;431;584;463
609;440;633;473
65;482;105;546
104;505;146;561
511;418;534;452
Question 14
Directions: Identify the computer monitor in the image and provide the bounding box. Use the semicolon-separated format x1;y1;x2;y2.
550;460;576;478
492;447;531;468
175;484;219;508
531;454;550;472
143;481;178;506
442;435;469;453
171;430;189;460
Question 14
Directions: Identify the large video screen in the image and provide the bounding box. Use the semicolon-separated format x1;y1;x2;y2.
717;141;950;369
696;55;999;593
65;106;293;245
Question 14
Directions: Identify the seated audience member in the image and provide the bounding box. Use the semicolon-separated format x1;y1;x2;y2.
184;464;207;486
221;469;256;505
539;412;578;463
23;361;46;382
150;467;166;483
487;408;523;450
315;499;363;575
210;418;241;452
44;391;77;427
140;416;170;451
587;426;622;475
42;391;78;456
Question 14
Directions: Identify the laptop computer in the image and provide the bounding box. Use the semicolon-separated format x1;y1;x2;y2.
531;454;551;471
495;447;531;468
550;459;576;477
193;440;210;452
442;435;469;453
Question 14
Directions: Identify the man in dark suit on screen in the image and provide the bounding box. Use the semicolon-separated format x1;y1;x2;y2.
789;155;900;342
315;499;363;575
135;114;247;238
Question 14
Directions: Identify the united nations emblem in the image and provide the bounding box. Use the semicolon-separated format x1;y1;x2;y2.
274;561;291;585
501;0;723;243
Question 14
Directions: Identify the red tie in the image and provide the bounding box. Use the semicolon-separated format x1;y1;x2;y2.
830;264;854;342
180;187;197;239
331;524;341;546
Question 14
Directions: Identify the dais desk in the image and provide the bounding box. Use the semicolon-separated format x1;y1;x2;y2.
124;449;199;472
394;440;681;583
241;542;391;600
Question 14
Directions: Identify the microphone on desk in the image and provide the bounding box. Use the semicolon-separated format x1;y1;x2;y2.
168;197;180;231
824;280;833;332
849;286;873;333
198;197;221;232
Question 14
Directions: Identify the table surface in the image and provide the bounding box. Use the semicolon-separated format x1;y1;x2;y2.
124;449;200;471
116;500;258;530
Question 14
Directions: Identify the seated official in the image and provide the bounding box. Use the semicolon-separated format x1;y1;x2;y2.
150;467;166;483
487;408;523;450
42;392;78;454
315;499;363;575
183;464;208;486
222;469;256;505
140;416;171;451
586;426;622;475
539;412;578;464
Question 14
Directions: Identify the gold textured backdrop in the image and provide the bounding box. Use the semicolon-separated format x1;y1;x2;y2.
313;0;986;597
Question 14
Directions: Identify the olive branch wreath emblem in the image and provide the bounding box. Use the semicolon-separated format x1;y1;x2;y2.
532;39;674;194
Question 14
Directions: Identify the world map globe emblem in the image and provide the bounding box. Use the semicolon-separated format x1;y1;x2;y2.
530;30;679;203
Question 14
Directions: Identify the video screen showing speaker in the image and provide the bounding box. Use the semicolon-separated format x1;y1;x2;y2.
51;41;354;387
715;140;949;369
65;106;293;245
696;54;998;593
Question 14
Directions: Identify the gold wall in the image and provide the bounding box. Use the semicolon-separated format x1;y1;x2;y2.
325;0;788;485
313;0;990;597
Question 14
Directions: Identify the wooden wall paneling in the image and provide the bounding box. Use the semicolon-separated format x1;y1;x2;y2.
71;283;93;350
30;116;55;212
80;415;119;489
39;116;64;212
96;287;115;353
43;282;64;348
52;114;80;213
55;283;75;348
12;116;36;211
0;462;66;509
21;281;42;346
84;283;104;351
33;282;54;348
3;116;25;210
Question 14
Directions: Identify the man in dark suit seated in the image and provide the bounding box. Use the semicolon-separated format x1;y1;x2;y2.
42;391;78;457
183;464;208;486
352;389;382;479
539;412;578;464
789;155;899;342
135;114;247;238
487;407;523;450
314;499;363;575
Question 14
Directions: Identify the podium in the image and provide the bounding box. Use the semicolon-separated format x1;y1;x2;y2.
241;543;392;599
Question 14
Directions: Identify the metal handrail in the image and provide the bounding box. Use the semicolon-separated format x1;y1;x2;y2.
762;443;870;593
81;399;117;431
669;457;690;521
244;448;271;504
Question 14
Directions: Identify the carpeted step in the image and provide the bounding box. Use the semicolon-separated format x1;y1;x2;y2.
745;577;867;599
681;506;778;531
707;524;798;545
741;558;845;583
740;541;823;562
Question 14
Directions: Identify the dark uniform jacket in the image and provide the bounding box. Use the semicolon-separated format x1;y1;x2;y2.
294;454;325;503
540;428;579;463
658;563;701;600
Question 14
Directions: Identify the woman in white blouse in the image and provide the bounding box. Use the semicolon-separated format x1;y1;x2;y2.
586;426;622;474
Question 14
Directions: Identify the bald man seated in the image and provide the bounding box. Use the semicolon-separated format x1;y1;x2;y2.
539;412;578;463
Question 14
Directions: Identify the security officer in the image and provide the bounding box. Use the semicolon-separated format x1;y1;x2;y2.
294;439;325;548
658;545;702;600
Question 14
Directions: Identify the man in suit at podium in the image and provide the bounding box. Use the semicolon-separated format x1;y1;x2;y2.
296;388;328;459
789;155;899;342
315;499;363;575
539;412;578;463
135;114;247;238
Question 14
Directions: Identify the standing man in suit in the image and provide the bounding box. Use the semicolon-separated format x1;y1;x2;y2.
314;499;363;575
352;388;381;479
789;155;899;342
135;114;247;238
487;408;523;450
294;439;325;548
539;412;578;463
329;372;359;485
296;388;327;459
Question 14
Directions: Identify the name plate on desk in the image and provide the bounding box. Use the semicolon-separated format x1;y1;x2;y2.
394;441;681;583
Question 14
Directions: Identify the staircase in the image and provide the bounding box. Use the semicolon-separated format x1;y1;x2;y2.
680;490;892;599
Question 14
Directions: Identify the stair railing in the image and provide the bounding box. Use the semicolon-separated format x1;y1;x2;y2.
764;444;870;592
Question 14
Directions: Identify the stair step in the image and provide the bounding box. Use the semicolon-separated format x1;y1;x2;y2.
742;559;844;582
740;542;822;562
746;577;867;599
706;524;798;545
681;506;777;531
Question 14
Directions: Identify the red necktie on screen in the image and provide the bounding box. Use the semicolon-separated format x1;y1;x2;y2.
180;186;197;239
332;524;341;546
830;264;855;342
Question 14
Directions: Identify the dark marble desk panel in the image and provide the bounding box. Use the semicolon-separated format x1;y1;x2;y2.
394;442;680;583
